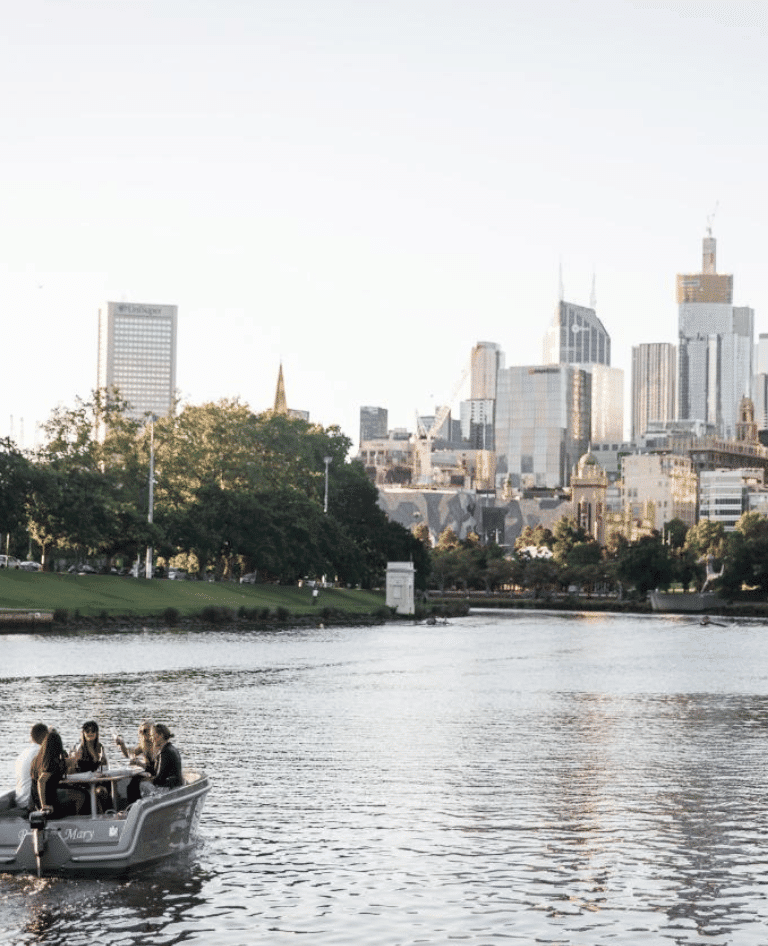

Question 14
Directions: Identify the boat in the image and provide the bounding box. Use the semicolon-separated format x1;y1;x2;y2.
648;590;717;613
0;767;209;876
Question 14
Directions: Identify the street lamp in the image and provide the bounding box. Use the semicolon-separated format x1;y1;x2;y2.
323;455;332;514
144;415;156;579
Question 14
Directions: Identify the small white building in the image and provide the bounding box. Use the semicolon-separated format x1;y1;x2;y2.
386;562;415;615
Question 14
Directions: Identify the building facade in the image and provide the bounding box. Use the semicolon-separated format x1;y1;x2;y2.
699;468;768;531
543;300;623;442
495;365;591;489
470;340;503;399
620;453;698;530
677;234;754;439
359;406;388;444
631;342;677;441
97;301;177;422
543;300;610;366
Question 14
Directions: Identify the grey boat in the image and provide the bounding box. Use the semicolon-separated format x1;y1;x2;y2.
0;769;209;876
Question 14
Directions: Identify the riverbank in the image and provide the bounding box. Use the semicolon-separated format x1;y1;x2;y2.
0;570;386;624
431;591;768;620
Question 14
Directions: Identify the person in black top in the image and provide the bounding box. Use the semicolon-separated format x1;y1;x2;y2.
149;724;183;789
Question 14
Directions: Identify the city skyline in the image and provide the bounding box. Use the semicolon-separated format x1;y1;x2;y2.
2;2;768;450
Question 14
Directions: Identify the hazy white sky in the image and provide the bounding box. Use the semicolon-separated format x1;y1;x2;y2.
2;0;767;449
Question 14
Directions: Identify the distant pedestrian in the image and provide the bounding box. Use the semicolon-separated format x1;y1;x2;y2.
312;587;319;605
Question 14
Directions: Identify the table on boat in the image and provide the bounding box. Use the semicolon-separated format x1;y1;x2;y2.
63;766;139;817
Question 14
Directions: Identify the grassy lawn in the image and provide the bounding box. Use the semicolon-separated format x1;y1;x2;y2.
0;570;385;618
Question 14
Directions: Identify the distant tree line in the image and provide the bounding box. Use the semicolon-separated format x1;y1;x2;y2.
0;389;429;588
423;513;765;601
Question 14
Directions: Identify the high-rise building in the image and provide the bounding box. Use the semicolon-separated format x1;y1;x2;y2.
754;334;768;431
470;341;503;399
360;406;388;444
97;301;177;422
543;300;623;442
495;364;591;489
677;233;754;439
631;342;677;441
543;300;610;366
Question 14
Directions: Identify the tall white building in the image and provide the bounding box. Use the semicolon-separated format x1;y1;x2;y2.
97;301;178;421
677;233;754;439
631;342;677;441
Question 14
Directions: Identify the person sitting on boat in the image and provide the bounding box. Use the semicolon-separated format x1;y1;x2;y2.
30;729;81;817
14;722;49;813
147;724;183;790
70;720;109;812
70;720;109;772
117;721;157;805
114;720;155;769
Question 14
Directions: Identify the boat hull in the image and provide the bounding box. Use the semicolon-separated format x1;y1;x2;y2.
0;771;209;876
648;591;717;613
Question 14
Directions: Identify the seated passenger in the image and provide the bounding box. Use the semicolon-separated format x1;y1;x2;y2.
114;720;155;770
30;730;81;817
14;722;49;813
147;724;183;790
70;720;110;812
70;720;108;772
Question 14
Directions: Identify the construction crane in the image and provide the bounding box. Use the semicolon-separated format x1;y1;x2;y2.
412;359;473;485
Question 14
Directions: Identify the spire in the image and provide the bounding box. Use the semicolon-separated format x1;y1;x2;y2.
589;269;597;310
558;259;564;302
273;363;288;415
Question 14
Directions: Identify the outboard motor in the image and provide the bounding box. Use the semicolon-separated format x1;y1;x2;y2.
29;807;51;878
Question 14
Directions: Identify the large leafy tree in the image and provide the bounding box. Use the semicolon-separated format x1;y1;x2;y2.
720;512;768;597
614;532;675;598
0;438;33;553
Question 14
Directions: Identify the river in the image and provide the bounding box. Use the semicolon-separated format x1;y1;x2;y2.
1;610;768;945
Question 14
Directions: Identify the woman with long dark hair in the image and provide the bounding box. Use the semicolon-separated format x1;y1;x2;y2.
30;730;79;816
70;720;108;772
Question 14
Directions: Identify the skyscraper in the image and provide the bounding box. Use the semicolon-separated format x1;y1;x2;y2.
97;301;177;421
631;342;677;440
677;233;754;439
360;406;388;443
495;364;591;489
470;341;503;399
543;300;623;442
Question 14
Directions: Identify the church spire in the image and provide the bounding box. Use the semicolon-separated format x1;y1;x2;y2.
273;363;288;415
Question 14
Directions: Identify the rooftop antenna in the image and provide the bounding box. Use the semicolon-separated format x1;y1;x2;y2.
558;258;564;302
706;200;719;236
589;269;597;310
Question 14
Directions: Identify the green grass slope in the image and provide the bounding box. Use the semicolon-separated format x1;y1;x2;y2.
0;571;384;618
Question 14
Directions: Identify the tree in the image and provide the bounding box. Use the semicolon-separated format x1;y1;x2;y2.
0;439;33;553
720;512;768;597
614;533;675;598
664;518;688;550
436;527;460;551
412;521;432;549
684;519;726;560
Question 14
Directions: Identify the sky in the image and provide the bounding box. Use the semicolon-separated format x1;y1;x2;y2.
2;0;768;451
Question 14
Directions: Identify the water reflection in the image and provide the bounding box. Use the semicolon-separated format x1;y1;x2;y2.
3;615;768;943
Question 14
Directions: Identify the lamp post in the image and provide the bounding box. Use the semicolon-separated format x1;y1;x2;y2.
144;415;156;579
323;455;332;514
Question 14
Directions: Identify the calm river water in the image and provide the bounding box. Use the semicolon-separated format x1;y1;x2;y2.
2;610;768;945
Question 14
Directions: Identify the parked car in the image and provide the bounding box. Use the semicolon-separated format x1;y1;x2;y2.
239;572;259;584
19;561;42;571
0;555;21;569
167;569;187;581
68;563;97;574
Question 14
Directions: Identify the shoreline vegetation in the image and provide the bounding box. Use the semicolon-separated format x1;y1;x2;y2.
3;572;768;629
